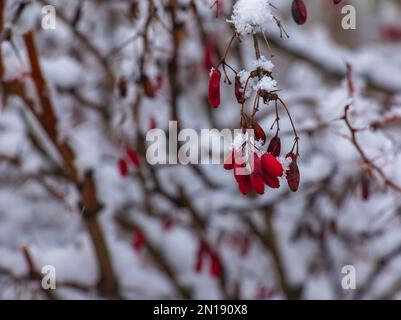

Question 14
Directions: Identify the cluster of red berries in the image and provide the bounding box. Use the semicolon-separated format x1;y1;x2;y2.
224;138;299;195
208;60;300;195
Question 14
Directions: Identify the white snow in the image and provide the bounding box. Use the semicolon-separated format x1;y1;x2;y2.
253;75;277;92
228;0;274;35
252;56;275;72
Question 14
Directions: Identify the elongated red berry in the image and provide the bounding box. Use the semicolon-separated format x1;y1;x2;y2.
251;174;265;195
333;0;342;4
261;153;283;177
253;122;266;145
118;158;129;177
253;153;262;173
234;157;248;182
132;228;145;251
209;251;222;277
194;239;209;273
267;136;281;157
126;148;140;168
292;0;307;25
216;0;224;16
224;150;234;170
261;172;280;189
203;45;214;72
238;176;252;195
285;153;300;192
235;76;244;103
208;68;221;108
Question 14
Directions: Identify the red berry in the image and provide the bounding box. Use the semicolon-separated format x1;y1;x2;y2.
251;174;265;195
253;122;266;145
203;45;214;72
224;150;235;170
261;153;283;177
291;0;307;25
234;76;244;103
209;251;222;278
333;0;342;4
253;153;262;173
285;153;300;192
267;136;281;157
126;148;140;168
208;68;221;108
132;228;145;252
216;0;224;16
194;239;209;273
261;172;280;189
234;157;248;182
381;25;401;42
118;158;129;177
238;176;252;195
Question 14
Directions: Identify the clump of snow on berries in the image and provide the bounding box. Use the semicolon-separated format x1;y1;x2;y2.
254;75;277;92
252;56;274;72
227;0;274;35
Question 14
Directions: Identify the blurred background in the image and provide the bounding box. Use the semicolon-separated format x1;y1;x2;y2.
0;0;401;299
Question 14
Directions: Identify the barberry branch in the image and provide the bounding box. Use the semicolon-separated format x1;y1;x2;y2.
342;64;401;194
21;31;121;299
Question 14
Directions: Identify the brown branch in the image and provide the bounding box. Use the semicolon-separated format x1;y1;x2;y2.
0;0;5;78
19;31;121;299
20;245;57;299
244;209;302;299
23;31;79;183
167;0;180;124
342;64;401;194
253;34;261;59
38;0;115;89
0;153;20;166
355;242;401;299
